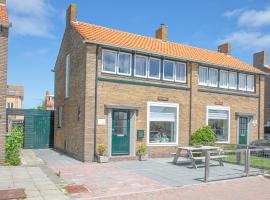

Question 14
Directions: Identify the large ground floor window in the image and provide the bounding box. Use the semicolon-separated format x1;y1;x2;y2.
207;106;230;143
147;102;179;145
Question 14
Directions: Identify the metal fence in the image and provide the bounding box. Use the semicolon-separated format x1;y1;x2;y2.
204;147;270;182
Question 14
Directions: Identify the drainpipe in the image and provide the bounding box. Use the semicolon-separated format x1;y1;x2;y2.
258;75;261;140
93;45;99;161
189;62;193;144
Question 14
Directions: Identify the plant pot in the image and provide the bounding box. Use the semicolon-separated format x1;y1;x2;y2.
97;155;109;163
139;154;149;161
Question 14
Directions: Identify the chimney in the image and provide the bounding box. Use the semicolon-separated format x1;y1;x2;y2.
218;43;232;55
0;0;6;4
156;24;168;41
253;51;268;68
66;3;77;27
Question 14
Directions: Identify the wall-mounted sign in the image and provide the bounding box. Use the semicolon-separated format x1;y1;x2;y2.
137;130;144;139
252;119;257;127
214;100;223;105
158;96;169;101
97;119;106;125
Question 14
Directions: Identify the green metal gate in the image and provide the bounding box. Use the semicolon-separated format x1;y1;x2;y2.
6;109;54;149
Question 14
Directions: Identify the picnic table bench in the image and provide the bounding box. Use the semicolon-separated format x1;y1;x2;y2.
172;146;226;169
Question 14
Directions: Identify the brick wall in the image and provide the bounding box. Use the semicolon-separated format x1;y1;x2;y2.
0;27;8;164
54;25;89;161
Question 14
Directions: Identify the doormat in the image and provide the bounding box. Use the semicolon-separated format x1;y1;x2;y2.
0;188;26;200
65;184;89;194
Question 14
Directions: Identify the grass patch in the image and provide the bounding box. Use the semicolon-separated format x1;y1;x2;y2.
224;153;270;170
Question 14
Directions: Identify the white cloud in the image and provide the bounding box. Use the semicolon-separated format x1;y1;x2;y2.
223;6;270;28
7;0;54;37
220;31;270;50
238;7;270;28
223;8;246;18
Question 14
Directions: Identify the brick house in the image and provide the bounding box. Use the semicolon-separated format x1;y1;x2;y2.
54;3;265;162
252;51;270;136
45;91;54;111
0;0;10;164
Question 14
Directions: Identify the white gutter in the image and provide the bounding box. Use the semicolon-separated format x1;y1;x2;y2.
83;39;266;75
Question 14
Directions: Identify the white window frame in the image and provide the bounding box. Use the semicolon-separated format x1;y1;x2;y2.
163;60;175;82
208;68;218;87
65;54;70;98
147;101;179;146
148;57;161;80
117;52;132;76
219;70;229;88
102;49;117;74
134;55;148;78
206;105;230;144
198;66;208;86
239;73;247;91
175;62;187;83
246;74;255;92
228;71;237;90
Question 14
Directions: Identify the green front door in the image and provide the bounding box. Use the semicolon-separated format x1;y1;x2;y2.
112;110;130;155
239;117;248;145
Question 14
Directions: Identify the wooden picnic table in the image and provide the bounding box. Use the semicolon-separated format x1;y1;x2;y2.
172;146;225;169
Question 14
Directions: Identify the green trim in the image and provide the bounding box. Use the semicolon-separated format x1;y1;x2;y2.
98;77;190;90
198;87;259;98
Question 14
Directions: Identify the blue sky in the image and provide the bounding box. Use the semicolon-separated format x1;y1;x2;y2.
6;0;270;108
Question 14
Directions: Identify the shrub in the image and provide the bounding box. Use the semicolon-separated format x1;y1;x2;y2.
97;144;107;156
137;142;147;156
191;126;216;146
5;127;24;166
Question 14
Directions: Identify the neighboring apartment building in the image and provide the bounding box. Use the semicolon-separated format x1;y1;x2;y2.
6;85;24;131
0;0;10;164
6;85;24;109
252;51;270;137
54;4;265;162
45;91;54;110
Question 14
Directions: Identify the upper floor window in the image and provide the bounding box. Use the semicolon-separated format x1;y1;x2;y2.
220;70;228;88
228;72;237;89
148;58;161;79
208;68;218;87
118;52;131;75
6;102;14;109
175;62;186;83
239;73;247;91
65;54;70;98
102;50;117;73
135;55;147;77
163;61;174;81
199;66;255;92
199;66;208;86
247;75;255;92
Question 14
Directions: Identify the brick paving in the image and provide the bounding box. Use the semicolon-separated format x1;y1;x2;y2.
92;176;270;200
0;166;69;200
34;149;270;200
0;188;26;200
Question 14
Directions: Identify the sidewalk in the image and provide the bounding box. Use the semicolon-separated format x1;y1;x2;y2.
0;149;69;200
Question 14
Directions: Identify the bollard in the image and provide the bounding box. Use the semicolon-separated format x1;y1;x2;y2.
204;150;210;182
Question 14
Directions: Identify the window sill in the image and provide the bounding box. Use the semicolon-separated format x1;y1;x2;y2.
147;143;178;147
215;141;230;144
198;86;258;98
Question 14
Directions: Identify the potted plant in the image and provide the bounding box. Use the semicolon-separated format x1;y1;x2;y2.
96;144;109;163
137;142;148;161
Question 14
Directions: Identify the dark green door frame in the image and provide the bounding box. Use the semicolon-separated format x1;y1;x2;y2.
238;116;249;145
111;109;130;155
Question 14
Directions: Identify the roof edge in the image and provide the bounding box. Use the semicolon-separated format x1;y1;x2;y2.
83;39;266;75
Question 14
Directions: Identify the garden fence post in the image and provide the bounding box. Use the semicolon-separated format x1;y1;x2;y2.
244;149;250;176
204;150;210;183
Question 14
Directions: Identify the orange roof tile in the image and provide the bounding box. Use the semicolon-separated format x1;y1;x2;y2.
72;21;262;73
0;4;8;24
